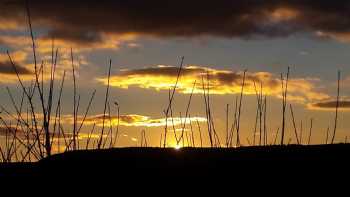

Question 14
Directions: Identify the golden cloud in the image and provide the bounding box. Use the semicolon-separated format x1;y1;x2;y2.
62;114;207;127
268;7;299;23
97;65;330;103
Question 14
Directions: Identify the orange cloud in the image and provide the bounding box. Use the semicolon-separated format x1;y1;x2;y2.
268;7;299;23
0;51;27;62
62;114;207;127
97;65;330;104
0;19;23;31
307;100;350;111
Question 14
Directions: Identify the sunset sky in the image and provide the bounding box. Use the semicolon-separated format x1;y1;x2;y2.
1;0;350;151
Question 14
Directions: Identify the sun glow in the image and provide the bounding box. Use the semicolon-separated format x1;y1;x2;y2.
174;144;182;150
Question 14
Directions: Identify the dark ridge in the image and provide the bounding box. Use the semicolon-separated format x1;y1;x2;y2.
1;144;350;181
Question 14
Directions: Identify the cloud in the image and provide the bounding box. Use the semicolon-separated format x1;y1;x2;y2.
0;112;205;129
315;31;350;43
299;51;309;56
0;18;23;30
0;126;28;139
0;61;32;75
0;33;136;54
97;65;330;103
1;1;350;43
0;35;92;83
0;32;132;83
0;51;36;83
308;100;350;111
0;126;54;140
0;126;107;141
62;114;207;127
0;51;27;62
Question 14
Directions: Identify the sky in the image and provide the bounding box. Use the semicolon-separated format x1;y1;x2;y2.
1;0;350;155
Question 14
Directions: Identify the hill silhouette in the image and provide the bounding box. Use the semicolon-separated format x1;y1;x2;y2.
1;144;350;181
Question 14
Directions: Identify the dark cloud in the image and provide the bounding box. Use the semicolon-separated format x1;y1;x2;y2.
47;29;103;46
310;100;350;109
0;61;32;74
1;0;350;44
121;66;207;77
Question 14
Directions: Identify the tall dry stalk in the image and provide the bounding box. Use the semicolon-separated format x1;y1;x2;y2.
280;67;290;145
7;52;43;158
196;120;203;148
97;60;112;149
300;120;303;145
273;127;280;145
86;123;96;149
229;96;238;147
201;73;213;147
163;57;184;147
70;49;78;150
236;70;247;147
112;102;120;147
253;95;259;146
263;95;267;146
289;104;300;145
177;81;196;145
27;2;54;156
325;126;330;144
331;70;340;144
307;118;313;145
225;104;229;147
52;71;66;153
253;81;263;146
140;130;148;147
189;118;195;147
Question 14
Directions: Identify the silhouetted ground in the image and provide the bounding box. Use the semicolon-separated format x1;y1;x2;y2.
1;144;350;182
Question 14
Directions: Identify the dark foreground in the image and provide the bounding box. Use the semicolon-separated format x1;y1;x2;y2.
1;144;350;184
